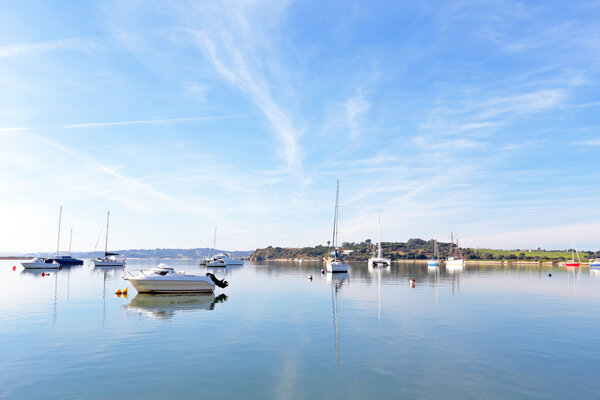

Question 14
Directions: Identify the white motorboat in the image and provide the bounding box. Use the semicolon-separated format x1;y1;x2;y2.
326;181;349;273
21;257;61;269
93;211;126;267
368;212;391;268
590;258;600;268
125;265;228;293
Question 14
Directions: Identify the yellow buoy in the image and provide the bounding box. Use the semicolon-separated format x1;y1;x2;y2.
122;287;128;294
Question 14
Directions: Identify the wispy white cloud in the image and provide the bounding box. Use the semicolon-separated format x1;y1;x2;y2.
62;114;247;129
190;28;302;170
344;95;370;138
0;37;104;58
572;139;600;146
0;127;29;132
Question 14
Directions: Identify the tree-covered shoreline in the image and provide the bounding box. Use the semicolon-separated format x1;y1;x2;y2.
250;239;600;262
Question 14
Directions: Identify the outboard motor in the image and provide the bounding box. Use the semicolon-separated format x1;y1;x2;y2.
206;272;229;288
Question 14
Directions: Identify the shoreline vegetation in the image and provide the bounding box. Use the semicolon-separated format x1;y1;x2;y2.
249;239;600;264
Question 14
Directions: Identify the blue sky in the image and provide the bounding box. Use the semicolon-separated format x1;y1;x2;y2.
1;0;600;252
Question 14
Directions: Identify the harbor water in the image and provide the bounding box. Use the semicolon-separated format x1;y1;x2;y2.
1;260;599;399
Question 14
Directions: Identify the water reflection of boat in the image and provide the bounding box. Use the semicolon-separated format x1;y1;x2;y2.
327;271;348;369
126;293;228;319
590;268;600;277
446;264;464;274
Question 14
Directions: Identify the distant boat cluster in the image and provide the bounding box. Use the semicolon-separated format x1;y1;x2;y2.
326;181;465;273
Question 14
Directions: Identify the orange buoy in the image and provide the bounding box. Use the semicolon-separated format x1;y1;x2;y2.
115;289;122;295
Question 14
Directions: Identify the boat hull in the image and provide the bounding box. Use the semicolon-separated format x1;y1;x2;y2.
427;260;439;267
326;261;349;273
225;259;244;266
446;259;465;267
93;260;125;267
49;257;83;266
21;262;60;269
128;277;215;293
565;262;580;267
206;261;226;267
590;264;600;268
368;258;391;267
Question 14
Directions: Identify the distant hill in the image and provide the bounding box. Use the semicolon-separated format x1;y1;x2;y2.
250;239;600;262
0;247;253;260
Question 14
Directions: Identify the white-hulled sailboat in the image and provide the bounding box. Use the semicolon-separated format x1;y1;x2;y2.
427;235;440;267
326;181;349;273
93;211;125;267
368;212;391;268
445;232;465;268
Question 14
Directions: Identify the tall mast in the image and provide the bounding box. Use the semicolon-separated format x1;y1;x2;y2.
377;211;382;259
434;234;439;259
104;211;110;256
331;181;339;261
69;228;73;256
56;205;62;257
450;232;454;258
210;226;217;257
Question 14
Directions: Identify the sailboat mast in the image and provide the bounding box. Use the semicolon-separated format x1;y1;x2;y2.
104;211;110;256
331;181;339;261
450;232;454;258
210;226;217;258
434;235;439;259
377;211;382;259
69;228;73;256
56;206;62;257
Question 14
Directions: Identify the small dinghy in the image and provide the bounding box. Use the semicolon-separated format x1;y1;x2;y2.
125;264;228;294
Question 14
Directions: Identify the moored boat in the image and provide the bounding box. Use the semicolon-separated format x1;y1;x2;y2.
427;236;440;267
21;257;61;269
590;258;600;268
125;265;228;293
326;181;349;273
93;211;125;267
445;233;465;267
564;241;581;268
368;212;391;268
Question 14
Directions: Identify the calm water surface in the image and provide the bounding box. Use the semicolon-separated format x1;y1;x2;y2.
1;260;599;399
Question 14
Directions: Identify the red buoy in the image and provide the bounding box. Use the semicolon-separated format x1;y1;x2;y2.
13;266;16;270
41;272;45;277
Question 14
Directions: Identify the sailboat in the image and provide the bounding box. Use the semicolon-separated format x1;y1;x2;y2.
427;235;440;267
326;181;349;273
48;206;84;266
368;212;391;267
200;227;217;266
202;227;244;267
565;241;581;268
445;232;465;267
93;211;125;267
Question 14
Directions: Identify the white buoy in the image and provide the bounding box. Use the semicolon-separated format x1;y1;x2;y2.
308;274;313;280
